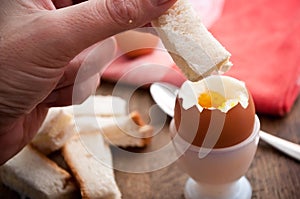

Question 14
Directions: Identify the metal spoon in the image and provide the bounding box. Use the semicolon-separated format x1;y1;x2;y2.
150;82;300;161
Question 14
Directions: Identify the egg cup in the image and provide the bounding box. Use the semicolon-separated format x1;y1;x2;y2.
169;115;260;199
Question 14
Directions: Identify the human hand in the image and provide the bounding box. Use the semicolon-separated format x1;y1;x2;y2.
0;0;177;164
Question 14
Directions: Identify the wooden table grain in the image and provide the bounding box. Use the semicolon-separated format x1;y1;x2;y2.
1;80;299;199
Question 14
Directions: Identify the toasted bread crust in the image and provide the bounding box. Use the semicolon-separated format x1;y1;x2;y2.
0;145;79;199
151;0;232;81
62;134;121;199
130;111;152;146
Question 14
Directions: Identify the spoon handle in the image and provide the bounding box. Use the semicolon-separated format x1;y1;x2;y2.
259;130;300;161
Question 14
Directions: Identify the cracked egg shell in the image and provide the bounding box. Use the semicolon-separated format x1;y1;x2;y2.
174;76;255;148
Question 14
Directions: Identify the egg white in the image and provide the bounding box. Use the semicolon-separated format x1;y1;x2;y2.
178;75;249;113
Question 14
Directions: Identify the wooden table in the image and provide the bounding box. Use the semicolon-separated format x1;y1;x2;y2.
1;80;299;199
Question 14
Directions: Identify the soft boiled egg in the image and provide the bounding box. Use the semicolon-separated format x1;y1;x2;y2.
174;75;255;148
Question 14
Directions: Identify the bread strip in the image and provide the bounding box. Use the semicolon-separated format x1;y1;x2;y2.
31;108;75;155
62;133;121;199
0;145;78;199
75;112;152;148
32;94;127;155
151;0;232;81
63;95;127;117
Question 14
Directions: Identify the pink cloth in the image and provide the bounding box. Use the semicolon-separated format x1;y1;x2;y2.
101;47;186;87
210;0;300;116
102;0;300;116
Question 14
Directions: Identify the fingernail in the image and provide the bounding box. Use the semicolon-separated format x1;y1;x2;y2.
151;0;173;6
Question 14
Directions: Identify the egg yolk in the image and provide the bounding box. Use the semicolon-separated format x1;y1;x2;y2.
198;91;226;108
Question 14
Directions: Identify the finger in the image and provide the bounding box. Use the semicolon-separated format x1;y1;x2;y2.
42;0;177;60
134;26;159;36
0;105;48;165
56;37;116;89
43;74;100;107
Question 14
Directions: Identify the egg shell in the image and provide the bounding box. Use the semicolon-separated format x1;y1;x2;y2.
114;30;159;59
174;91;255;148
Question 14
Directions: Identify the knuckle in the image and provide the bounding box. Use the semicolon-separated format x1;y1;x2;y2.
105;0;141;27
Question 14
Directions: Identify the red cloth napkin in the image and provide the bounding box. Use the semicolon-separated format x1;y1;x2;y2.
102;0;300;116
210;0;300;116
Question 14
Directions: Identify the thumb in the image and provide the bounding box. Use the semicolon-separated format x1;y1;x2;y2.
43;0;177;60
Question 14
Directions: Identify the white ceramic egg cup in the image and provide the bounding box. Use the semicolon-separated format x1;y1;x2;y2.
169;115;260;199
